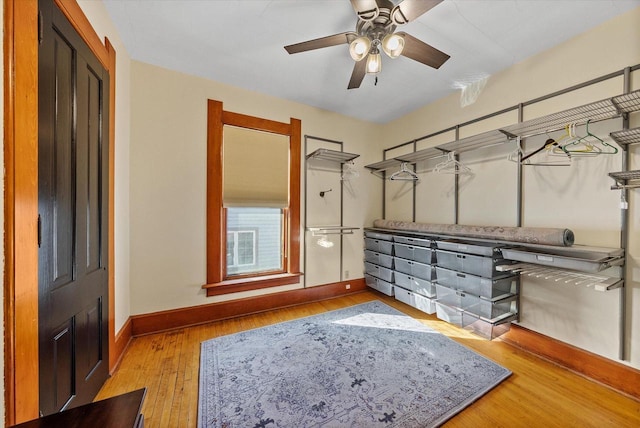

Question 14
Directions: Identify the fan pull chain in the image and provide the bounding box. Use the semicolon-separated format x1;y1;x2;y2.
375;76;378;86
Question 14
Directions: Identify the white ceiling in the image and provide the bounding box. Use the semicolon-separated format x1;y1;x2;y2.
102;0;640;124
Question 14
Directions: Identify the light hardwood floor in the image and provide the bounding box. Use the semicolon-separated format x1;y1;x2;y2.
96;291;640;427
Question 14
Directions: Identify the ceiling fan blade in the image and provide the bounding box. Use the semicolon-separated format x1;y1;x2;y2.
391;0;443;25
285;32;355;54
397;32;449;69
348;59;367;90
350;0;379;21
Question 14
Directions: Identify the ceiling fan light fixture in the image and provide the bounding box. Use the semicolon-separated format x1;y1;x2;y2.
349;37;371;61
366;51;382;74
382;33;405;58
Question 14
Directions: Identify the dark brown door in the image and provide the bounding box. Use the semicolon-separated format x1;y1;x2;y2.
38;0;110;416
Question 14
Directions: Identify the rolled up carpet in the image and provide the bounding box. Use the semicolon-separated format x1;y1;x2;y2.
373;219;574;247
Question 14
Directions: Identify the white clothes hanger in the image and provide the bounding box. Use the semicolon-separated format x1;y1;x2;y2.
341;160;359;181
433;152;473;175
507;137;525;163
388;162;419;181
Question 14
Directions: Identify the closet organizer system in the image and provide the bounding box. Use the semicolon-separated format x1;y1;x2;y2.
304;136;360;286
363;65;640;351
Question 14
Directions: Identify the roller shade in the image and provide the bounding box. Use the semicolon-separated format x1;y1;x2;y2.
223;125;289;208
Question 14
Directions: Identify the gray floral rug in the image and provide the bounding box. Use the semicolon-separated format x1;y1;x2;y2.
198;301;511;427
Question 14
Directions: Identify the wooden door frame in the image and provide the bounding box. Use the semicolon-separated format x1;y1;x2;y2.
3;0;116;424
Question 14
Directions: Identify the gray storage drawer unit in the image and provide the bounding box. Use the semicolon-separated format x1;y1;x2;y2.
435;302;463;326
364;274;394;296
364;261;394;282
364;237;394;255
394;287;436;314
461;293;517;319
393;236;432;247
435;267;516;298
394;243;433;264
435;249;510;278
436;240;504;257
436;283;516;319
364;250;394;268
364;230;394;241
393;257;434;281
394;272;436;298
363;228;519;340
462;312;516;340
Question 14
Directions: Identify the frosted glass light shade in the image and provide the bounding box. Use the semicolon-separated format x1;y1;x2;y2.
366;52;382;74
382;33;405;58
349;37;371;61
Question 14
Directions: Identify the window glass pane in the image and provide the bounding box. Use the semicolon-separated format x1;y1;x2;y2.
226;232;235;267
226;207;283;276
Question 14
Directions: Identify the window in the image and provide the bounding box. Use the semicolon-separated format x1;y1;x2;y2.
226;208;283;276
204;100;302;296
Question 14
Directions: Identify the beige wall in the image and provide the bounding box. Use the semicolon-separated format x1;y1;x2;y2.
379;7;640;367
60;1;640;378
129;61;384;314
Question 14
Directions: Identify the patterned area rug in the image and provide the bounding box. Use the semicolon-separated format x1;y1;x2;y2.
198;301;511;427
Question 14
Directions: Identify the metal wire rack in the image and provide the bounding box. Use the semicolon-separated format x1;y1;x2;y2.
609;170;640;190
364;89;640;173
496;263;623;291
306;148;360;163
364;158;405;177
610;127;640;147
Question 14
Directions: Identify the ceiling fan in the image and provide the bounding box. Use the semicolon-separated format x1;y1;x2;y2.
284;0;450;89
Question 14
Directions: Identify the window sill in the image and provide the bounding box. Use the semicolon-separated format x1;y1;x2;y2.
202;272;303;297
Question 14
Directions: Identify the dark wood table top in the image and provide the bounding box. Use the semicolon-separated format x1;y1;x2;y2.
10;388;146;428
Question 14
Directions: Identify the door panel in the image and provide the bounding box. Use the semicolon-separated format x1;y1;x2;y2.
52;320;75;411
52;29;75;288
38;0;109;416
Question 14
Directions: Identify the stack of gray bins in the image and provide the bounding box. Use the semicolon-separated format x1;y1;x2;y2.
363;231;395;296
434;240;519;339
391;235;437;314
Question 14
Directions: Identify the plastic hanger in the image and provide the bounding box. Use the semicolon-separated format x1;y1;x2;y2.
521;138;571;166
433;152;473;175
389;162;419;181
507;137;524;163
562;120;617;155
341;160;359;181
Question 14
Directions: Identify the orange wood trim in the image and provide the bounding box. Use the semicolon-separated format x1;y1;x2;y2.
222;110;292;136
4;1;116;424
110;317;133;375
501;324;640;399
106;38;117;371
4;1;18;423
54;0;109;69
206;100;224;284
206;100;302;290
4;0;40;424
288;118;301;274
203;272;303;296
133;279;367;336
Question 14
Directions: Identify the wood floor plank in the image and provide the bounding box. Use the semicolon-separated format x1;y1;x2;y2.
98;291;639;427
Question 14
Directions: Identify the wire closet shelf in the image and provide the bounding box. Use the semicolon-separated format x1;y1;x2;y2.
365;89;640;174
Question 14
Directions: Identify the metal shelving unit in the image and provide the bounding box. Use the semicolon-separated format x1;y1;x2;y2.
610;127;640;147
306;148;359;163
304;136;361;287
365;66;640;359
609;170;640;190
365;89;640;172
364;158;405;178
